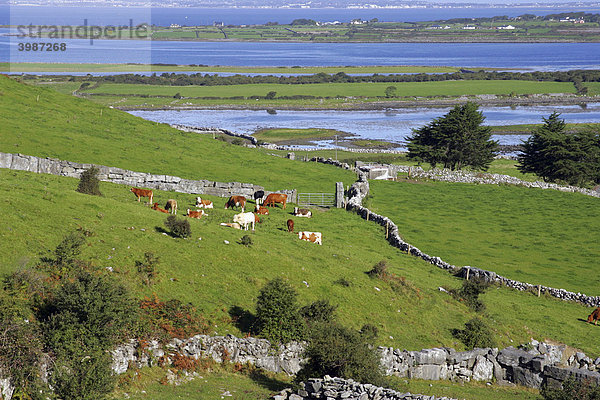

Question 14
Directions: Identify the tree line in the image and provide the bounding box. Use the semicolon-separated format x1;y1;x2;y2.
68;69;600;87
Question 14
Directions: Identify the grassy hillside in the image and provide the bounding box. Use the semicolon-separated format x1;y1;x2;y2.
2;169;599;358
0;75;355;192
367;180;600;295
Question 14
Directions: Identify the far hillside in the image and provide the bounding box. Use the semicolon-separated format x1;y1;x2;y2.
0;75;355;192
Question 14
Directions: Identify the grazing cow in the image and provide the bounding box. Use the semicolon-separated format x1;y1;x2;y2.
186;209;206;219
233;212;255;231
165;199;178;215
263;193;287;209
225;196;246;213
588;307;600;325
298;231;322;245
131;187;153;204
195;197;214;209
287;219;294;233
293;207;312;218
254;205;269;215
151;203;169;213
253;190;265;205
220;222;241;230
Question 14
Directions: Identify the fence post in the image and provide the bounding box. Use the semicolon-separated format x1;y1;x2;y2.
466;267;470;281
386;221;389;238
335;182;344;208
538;285;541;297
366;210;370;221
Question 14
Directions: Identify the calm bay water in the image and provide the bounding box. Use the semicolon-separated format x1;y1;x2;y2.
128;103;600;149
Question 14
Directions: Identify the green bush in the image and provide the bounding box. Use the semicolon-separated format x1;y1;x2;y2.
40;270;139;400
449;277;491;312
53;231;86;270
76;166;102;196
296;321;386;386
367;260;388;278
255;278;305;344
240;235;253;247
541;375;600;400
359;323;379;341
452;317;496;349
300;299;337;324
136;252;159;286
164;215;191;239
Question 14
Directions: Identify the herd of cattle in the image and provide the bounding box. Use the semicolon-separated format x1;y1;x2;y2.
130;187;322;245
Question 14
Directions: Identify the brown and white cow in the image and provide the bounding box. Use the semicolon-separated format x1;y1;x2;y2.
263;193;287;209
186;209;206;219
298;231;322;245
254;205;269;215
195;197;214;209
287;219;294;233
131;187;153;204
165;199;178;215
293;207;312;218
254;213;262;224
224;196;246;213
151;203;169;213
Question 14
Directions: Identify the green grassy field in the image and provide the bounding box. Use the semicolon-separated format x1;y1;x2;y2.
82;80;577;99
0;76;355;192
3;74;600;399
367;180;600;295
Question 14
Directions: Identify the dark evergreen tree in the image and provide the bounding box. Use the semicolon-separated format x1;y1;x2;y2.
518;113;600;186
407;102;498;170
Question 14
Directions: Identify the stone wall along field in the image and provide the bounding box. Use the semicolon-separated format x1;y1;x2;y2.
0;152;296;202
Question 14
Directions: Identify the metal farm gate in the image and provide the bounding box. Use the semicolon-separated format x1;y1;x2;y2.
297;192;335;208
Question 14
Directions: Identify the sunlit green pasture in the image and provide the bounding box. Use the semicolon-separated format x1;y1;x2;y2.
367;180;600;295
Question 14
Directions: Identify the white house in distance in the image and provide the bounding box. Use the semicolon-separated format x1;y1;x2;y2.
497;25;516;30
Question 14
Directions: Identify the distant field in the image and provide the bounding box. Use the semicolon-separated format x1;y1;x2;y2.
82;80;577;99
253;128;348;143
368;180;600;295
0;62;461;74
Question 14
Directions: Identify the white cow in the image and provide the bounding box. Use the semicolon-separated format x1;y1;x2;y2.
233;212;256;231
196;196;214;209
298;231;322;245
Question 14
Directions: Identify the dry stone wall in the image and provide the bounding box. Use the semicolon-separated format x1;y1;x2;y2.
0;152;296;202
356;162;600;198
345;168;600;307
274;376;458;400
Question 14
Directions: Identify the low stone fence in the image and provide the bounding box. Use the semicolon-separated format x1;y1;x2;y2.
345;175;600;307
0;152;296;203
170;124;258;145
357;163;600;198
274;376;458;400
3;333;599;399
111;334;305;376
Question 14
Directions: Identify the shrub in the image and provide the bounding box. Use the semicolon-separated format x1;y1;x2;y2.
296;321;386;386
367;260;388;278
359;323;379;341
76;166;102;196
53;231;86;269
255;278;305;344
452;317;496;349
449;277;491;312
138;294;209;341
300;299;337;324
231;138;244;146
136;252;159;286
541;375;600;400
240;235;253;247
40;270;139;400
164;215;191;239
